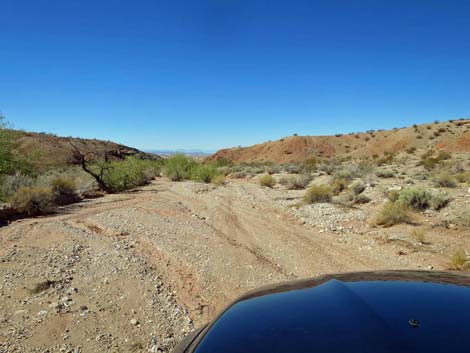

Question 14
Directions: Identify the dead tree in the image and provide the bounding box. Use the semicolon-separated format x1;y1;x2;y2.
68;140;111;192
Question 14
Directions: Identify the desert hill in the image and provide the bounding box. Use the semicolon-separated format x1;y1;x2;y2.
209;119;470;164
13;131;160;167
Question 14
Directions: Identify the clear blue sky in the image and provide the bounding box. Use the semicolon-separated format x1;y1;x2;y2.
1;0;469;151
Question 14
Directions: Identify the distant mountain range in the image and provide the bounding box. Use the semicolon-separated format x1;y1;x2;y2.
145;149;215;157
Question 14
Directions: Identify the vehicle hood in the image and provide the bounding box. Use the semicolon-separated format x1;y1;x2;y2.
192;271;470;353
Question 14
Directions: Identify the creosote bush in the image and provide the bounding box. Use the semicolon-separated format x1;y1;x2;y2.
375;201;411;227
303;185;333;204
259;175;275;188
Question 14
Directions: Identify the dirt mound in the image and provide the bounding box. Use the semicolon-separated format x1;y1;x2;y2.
14;131;160;167
209;119;470;163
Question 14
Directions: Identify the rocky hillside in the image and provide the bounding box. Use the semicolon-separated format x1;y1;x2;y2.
209;119;470;164
14;131;160;167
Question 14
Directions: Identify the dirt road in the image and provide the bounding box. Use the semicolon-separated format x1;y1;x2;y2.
0;178;463;352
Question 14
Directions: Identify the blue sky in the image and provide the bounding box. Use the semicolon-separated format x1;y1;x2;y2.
1;0;469;151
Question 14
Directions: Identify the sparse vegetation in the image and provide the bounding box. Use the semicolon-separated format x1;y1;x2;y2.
350;180;366;195
279;174;312;190
432;172;457;188
411;229;426;244
398;187;450;211
303;185;333;203
8;186;56;216
449;249;470;271
375;201;411;227
259;175;275;187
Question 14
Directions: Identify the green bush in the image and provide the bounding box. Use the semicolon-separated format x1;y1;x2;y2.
303;185;333;204
0;116;34;178
163;154;196;181
375;202;410;227
190;164;220;183
96;157;161;192
9;186;56;216
398;187;433;210
259;175;275;187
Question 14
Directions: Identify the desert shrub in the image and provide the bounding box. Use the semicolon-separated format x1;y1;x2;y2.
330;178;349;195
432;172;457;188
212;158;233;168
449;249;470;271
230;171;246;179
406;147;416;154
211;174;226;186
398;187;432;210
398;187;450;211
279;174;312;190
50;177;80;205
411;229;426;244
386;190;400;202
259;175;275;188
375;202;410;227
455;173;470;184
0;173;35;200
284;164;301;174
266;164;282;175
95;157;160;192
191;164;220;183
303;185;333;204
376;170;395;178
429;191;451;210
455;211;470;228
353;194;371;204
350;180;366;195
8;186;56;216
163;154;196;181
375;153;394;166
0;116;35;178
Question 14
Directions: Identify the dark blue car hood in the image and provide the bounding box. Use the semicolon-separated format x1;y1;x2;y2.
186;271;470;353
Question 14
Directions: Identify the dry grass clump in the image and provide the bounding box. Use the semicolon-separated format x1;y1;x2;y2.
375;201;411;227
410;229;426;244
449;249;470;271
303;185;333;204
51;177;80;205
8;186;56;216
211;174;226;186
330;178;349;195
259;175;275;188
